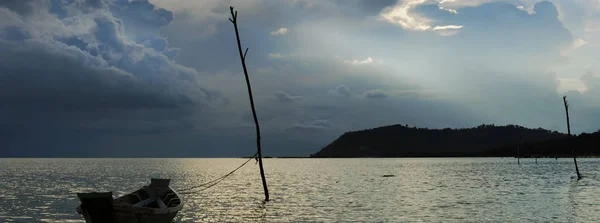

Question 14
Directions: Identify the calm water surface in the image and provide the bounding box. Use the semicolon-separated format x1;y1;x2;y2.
1;158;600;222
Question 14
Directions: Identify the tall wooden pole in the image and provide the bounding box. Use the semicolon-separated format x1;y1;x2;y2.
563;96;582;180
229;6;269;200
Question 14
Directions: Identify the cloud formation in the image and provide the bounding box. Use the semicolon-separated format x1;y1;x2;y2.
343;57;382;65
363;90;389;99
0;0;214;111
380;0;464;35
333;85;351;97
1;0;598;157
432;24;463;36
581;72;600;99
268;52;284;58
271;27;288;35
274;91;302;102
0;0;222;156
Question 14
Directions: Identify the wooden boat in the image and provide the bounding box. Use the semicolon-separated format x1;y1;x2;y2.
76;178;183;223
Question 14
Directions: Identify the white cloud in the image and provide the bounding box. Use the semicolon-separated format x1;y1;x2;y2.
557;78;587;93
573;38;588;48
346;57;372;65
435;0;552;14
268;52;284;58
271;27;288;35
432;25;463;30
343;57;382;65
439;6;458;14
380;0;463;36
437;0;495;9
561;38;588;55
432;25;463;36
380;0;432;31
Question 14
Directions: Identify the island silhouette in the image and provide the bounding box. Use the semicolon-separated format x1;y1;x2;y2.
310;124;600;158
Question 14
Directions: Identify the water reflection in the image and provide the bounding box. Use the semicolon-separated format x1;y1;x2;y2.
1;158;600;222
567;180;581;222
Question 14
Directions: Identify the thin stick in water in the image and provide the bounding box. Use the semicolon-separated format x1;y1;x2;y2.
229;6;270;201
563;95;582;180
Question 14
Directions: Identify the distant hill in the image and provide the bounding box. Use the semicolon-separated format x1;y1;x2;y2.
486;131;600;157
310;124;571;158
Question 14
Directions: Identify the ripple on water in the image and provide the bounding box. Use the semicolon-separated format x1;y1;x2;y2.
1;158;600;222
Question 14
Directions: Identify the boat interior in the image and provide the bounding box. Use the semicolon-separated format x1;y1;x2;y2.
114;187;181;209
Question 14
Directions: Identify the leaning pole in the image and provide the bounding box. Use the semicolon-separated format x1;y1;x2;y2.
229;6;270;201
563;96;582;180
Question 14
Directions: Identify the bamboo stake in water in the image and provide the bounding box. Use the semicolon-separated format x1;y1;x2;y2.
563;96;582;180
229;6;270;200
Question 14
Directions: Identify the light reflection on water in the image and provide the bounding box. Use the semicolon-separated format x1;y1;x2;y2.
1;158;600;222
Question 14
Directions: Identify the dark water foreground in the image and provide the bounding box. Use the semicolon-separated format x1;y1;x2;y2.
1;158;599;222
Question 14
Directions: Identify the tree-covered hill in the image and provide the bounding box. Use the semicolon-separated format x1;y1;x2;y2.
310;124;571;158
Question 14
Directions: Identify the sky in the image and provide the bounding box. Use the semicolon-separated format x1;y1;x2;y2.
1;0;599;157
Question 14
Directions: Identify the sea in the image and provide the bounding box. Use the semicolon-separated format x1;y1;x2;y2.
1;158;599;222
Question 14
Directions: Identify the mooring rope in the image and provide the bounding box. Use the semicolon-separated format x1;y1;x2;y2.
177;152;258;194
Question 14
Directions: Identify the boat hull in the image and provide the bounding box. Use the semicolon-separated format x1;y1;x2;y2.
76;179;183;223
79;209;178;223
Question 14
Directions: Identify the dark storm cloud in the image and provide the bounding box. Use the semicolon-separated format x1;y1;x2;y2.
0;0;222;156
1;33;204;112
108;0;180;59
110;0;173;27
0;0;42;15
0;0;214;111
